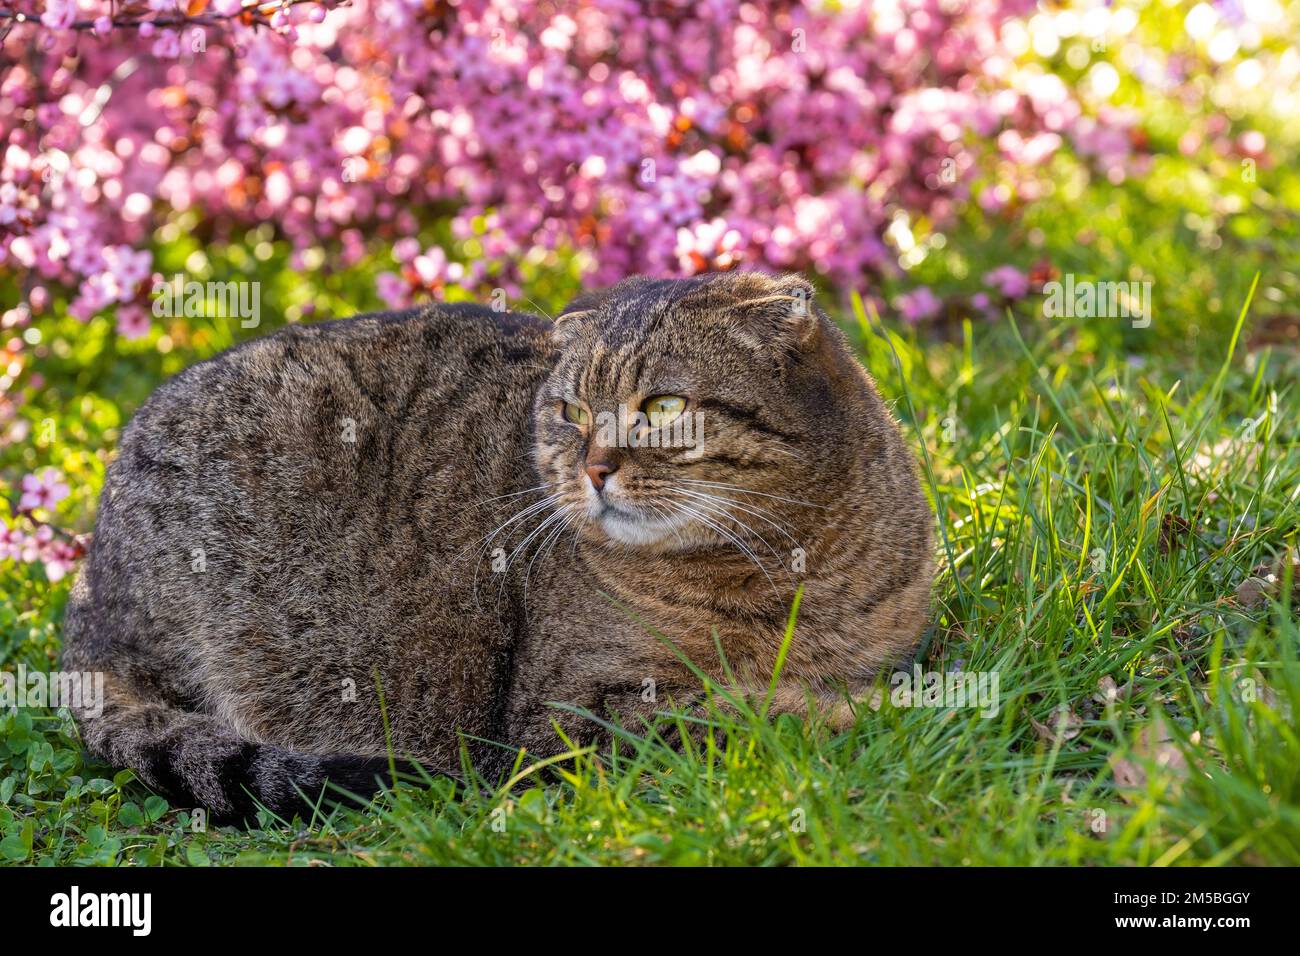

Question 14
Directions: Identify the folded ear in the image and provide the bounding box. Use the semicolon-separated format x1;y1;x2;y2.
550;291;604;346
556;287;612;320
551;279;642;345
718;273;820;356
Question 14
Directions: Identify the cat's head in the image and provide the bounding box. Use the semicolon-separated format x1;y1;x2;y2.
532;271;871;553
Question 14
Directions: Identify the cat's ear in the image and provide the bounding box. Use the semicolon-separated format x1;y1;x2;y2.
557;288;611;320
551;287;614;345
725;274;820;355
550;308;590;346
550;300;596;344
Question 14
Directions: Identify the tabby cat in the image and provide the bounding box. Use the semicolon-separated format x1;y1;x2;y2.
61;271;934;821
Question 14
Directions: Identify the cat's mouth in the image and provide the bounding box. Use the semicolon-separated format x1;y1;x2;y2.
588;497;687;547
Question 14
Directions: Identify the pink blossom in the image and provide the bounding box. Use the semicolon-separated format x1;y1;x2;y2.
411;247;450;286
0;0;1170;334
40;0;77;30
116;305;152;340
376;271;410;309
41;537;80;581
0;524;24;562
983;266;1031;299
896;287;943;324
19;468;71;513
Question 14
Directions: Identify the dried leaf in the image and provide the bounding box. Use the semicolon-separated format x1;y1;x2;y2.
1235;576;1270;610
1094;674;1132;706
1029;704;1082;743
1109;715;1189;803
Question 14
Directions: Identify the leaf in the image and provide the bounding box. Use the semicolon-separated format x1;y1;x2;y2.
186;844;211;867
1234;576;1270;610
1096;675;1118;703
1093;674;1135;706
0;776;14;805
117;802;145;828
1109;715;1189;804
186;0;211;14
144;795;169;823
1029;704;1082;743
0;834;28;862
27;741;54;773
112;769;136;788
516;787;548;820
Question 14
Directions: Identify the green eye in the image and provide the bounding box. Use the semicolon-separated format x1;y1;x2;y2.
563;401;589;425
644;395;686;428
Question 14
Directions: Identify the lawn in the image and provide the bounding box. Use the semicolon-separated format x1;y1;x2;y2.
2;239;1297;864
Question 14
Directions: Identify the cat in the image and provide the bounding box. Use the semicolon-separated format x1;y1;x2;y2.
61;271;934;822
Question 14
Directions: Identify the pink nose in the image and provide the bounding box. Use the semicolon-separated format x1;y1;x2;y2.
586;461;614;491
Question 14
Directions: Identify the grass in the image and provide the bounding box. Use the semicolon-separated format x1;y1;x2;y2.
2;265;1297;866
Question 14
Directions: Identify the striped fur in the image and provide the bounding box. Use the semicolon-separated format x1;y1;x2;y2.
61;273;934;823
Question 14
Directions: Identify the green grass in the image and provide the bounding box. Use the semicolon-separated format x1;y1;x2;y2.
2;266;1297;866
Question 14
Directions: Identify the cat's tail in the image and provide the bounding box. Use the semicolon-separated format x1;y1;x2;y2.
69;672;410;825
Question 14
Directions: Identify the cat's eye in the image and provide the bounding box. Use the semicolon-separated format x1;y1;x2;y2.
563;401;589;426
643;395;686;428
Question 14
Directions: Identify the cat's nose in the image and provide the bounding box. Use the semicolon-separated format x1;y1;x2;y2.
585;455;619;491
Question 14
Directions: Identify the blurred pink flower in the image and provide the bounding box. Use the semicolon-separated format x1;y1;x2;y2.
896;287;942;323
983;266;1031;299
40;0;77;30
412;247;451;287
116;304;151;340
376;271;410;308
1;0;1144;312
19;468;70;512
0;524;24;561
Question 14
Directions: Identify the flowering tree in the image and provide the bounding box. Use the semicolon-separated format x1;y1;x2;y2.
2;0;1142;315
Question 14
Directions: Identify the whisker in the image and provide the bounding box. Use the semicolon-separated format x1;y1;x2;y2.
679;478;829;510
524;505;579;610
568;513;590;559
462;492;565;605
473;493;564;549
504;505;569;570
467;482;558;510
498;503;573;612
644;501;689;550
666;491;791;576
669;487;801;545
663;500;780;596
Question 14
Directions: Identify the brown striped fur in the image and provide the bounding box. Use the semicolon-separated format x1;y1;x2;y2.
61;272;933;821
